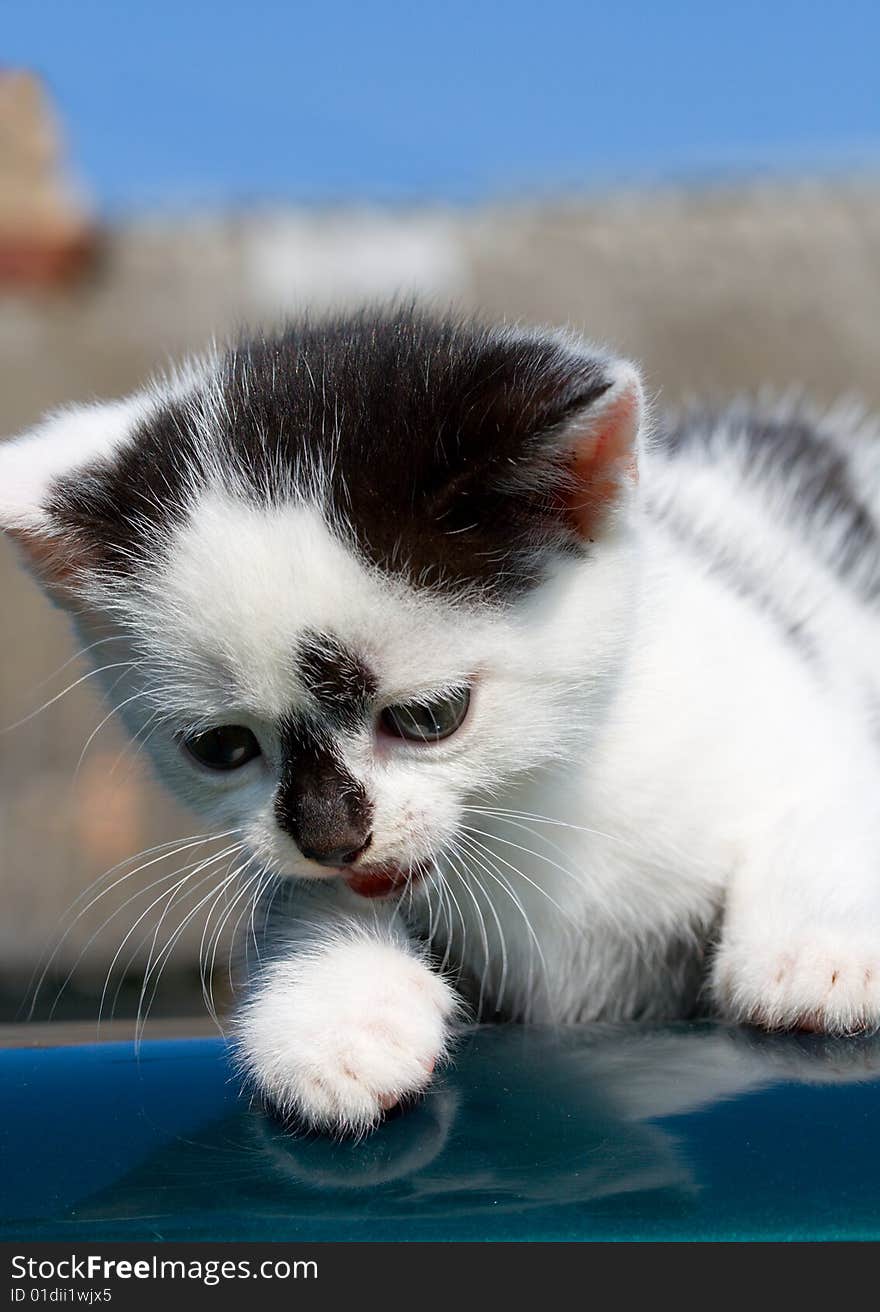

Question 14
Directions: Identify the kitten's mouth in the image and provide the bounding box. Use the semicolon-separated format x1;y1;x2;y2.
343;863;423;900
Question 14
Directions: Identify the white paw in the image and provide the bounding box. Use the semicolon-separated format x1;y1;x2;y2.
235;936;458;1135
713;929;880;1034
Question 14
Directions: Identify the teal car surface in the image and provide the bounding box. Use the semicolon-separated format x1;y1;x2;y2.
2;1023;878;1241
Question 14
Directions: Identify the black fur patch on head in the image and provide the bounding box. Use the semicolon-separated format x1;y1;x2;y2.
274;716;373;866
295;630;377;728
45;307;614;600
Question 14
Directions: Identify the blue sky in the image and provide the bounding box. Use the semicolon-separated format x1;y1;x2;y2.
6;0;880;212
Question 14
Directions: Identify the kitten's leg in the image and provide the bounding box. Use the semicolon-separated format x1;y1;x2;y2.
233;891;459;1135
711;792;880;1033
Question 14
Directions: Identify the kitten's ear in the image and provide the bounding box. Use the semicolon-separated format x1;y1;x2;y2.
0;399;137;602
535;352;644;542
433;333;645;556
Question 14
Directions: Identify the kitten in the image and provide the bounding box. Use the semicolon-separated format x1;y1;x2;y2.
2;307;880;1135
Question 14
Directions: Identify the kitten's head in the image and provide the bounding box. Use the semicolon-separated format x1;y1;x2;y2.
0;309;644;897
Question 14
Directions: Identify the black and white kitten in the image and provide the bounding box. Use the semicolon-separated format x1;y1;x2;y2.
2;308;880;1133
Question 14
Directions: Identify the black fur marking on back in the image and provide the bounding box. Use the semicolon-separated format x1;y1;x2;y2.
45;307;613;600
295;630;377;728
644;500;820;666
274;715;373;864
660;406;880;602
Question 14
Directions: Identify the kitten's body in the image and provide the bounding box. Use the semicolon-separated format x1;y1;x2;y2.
443;413;880;1025
3;309;880;1133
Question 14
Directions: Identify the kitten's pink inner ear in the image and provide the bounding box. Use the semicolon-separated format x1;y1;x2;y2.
5;525;87;597
565;375;642;539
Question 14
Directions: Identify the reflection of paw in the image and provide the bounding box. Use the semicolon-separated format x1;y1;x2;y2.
254;1088;462;1192
235;938;458;1136
713;931;880;1034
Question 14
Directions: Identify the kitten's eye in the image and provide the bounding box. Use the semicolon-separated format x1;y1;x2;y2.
182;725;261;771
380;687;470;743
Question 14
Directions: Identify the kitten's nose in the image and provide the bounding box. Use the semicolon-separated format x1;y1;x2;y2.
300;834;373;869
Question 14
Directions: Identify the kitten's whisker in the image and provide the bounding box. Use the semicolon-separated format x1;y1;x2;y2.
65;863;206;1027
464;811;619;919
1;660;140;735
432;865;457;972
246;868;275;969
136;881;232;1045
392;867;409;930
20;832;206;1017
140;855;250;1042
421;861;438;947
215;864;267;1001
473;813;581;869
139;872;235;1040
108;850;231;1021
455;830;550;1007
464;805;635;851
445;850;491;1018
74;686;170;781
474;812;631;941
197;876;239;1032
208;860;275;1022
261;875;282;945
197;857;254;1028
438;861;469;985
105;864;213;1027
405;856;416;924
30;831;240;1019
72;662;150;786
130;842;246;1035
111;854;228;1027
429;861;456;974
447;834;509;1013
18;634;131;702
107;705;170;778
461;824;589;926
100;842;245;1032
461;834;583;941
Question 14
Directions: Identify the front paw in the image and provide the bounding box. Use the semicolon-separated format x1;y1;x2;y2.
712;929;880;1034
235;937;458;1135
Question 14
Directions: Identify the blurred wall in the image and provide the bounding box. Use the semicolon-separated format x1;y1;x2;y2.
2;183;880;1019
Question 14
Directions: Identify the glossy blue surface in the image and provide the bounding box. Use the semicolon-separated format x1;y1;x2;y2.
2;1024;879;1241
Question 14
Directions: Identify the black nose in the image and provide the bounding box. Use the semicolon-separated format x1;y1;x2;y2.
299;835;373;868
273;727;375;871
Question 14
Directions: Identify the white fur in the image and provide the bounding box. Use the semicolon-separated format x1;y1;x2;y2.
3;351;880;1134
234;923;458;1134
0;398;146;531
